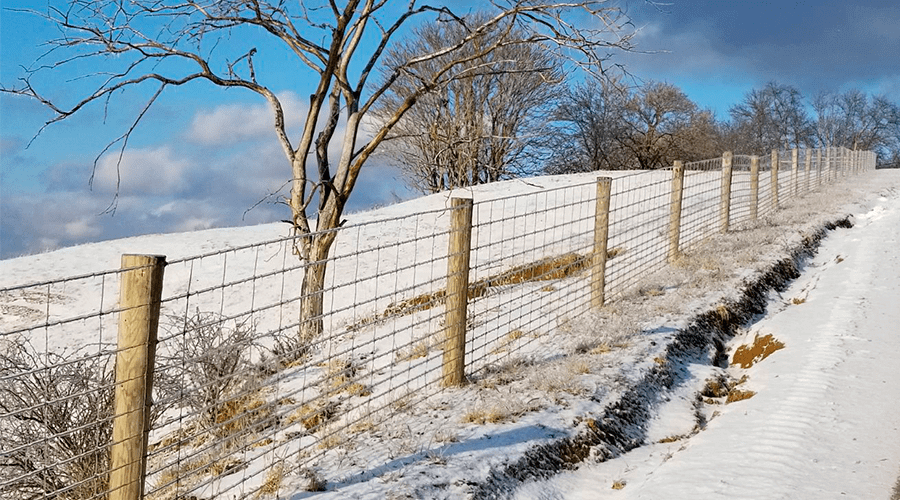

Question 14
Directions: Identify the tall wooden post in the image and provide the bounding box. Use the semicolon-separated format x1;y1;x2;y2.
816;148;823;186
770;149;779;211
668;162;685;263
110;254;165;500
791;148;799;197
443;198;473;387
592;177;612;308
750;156;760;221
720;152;733;233
804;148;811;193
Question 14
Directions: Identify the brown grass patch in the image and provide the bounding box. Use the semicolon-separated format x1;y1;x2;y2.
701;378;729;398
396;338;431;362
461;408;508;425
213;394;274;441
256;463;284;497
359;252;607;328
725;389;756;404
731;333;785;368
286;401;338;431
151;456;248;499
612;480;626;490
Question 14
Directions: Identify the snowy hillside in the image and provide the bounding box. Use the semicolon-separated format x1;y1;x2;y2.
2;167;898;499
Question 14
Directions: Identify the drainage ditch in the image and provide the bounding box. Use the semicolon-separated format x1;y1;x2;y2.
470;217;854;499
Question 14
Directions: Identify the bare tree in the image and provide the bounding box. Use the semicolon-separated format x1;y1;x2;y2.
373;15;562;193
618;81;702;169
546;77;630;172
2;1;636;341
729;81;813;152
813;89;900;168
549;79;719;172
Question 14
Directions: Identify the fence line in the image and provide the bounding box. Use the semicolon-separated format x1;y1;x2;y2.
0;147;876;499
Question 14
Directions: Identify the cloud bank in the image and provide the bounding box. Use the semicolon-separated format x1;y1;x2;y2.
1;93;411;259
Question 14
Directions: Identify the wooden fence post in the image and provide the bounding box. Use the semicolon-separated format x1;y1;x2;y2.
791;148;799;197
668;162;685;263
817;148;823;186
720;152;733;233
110;254;165;500
771;149;780;211
592;177;613;308
750;155;759;221
804;148;811;193
443;197;473;387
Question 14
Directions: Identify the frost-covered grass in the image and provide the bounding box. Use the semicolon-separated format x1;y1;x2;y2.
0;166;888;499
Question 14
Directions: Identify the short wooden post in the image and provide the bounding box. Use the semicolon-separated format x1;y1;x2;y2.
110;254;165;500
791;148;799;197
592;177;612;308
443;198;473;387
770;149;779;211
750;156;760;220
804;148;811;193
720;152;733;233
668;162;685;263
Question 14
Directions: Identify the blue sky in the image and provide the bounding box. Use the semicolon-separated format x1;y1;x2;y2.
1;0;898;259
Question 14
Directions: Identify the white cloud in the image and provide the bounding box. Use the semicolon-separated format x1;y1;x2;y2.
174;216;218;232
64;217;102;239
93;146;191;196
188;91;306;146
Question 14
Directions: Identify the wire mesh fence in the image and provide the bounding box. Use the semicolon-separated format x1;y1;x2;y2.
0;147;876;498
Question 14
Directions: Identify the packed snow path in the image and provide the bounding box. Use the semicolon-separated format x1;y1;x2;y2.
516;178;900;499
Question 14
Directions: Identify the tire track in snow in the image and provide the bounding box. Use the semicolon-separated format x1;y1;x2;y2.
628;195;899;499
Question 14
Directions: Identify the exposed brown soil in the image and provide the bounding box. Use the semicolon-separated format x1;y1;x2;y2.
731;333;785;368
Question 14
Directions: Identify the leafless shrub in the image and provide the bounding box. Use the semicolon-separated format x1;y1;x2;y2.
161;311;258;438
0;338;114;500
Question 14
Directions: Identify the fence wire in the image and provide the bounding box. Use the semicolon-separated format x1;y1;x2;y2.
0;147;875;499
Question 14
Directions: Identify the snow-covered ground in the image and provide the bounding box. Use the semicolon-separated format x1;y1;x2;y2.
1;166;897;500
515;171;900;499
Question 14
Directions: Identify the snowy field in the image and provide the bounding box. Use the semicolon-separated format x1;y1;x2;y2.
1;162;895;499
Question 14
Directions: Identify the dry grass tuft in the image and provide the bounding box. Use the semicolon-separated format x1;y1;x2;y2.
611;480;627;490
725;389;756;404
349;420;376;434
317;431;343;450
715;304;731;322
434;429;459;443
567;358;591;375
323;357;372;397
256;463;284;497
461;407;508;425
213;393;274;443
702;378;729;398
490;329;529;354
150;455;248;499
396;338;431;362
286;401;338;431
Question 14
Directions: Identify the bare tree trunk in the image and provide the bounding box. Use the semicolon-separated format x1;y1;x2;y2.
299;230;338;343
